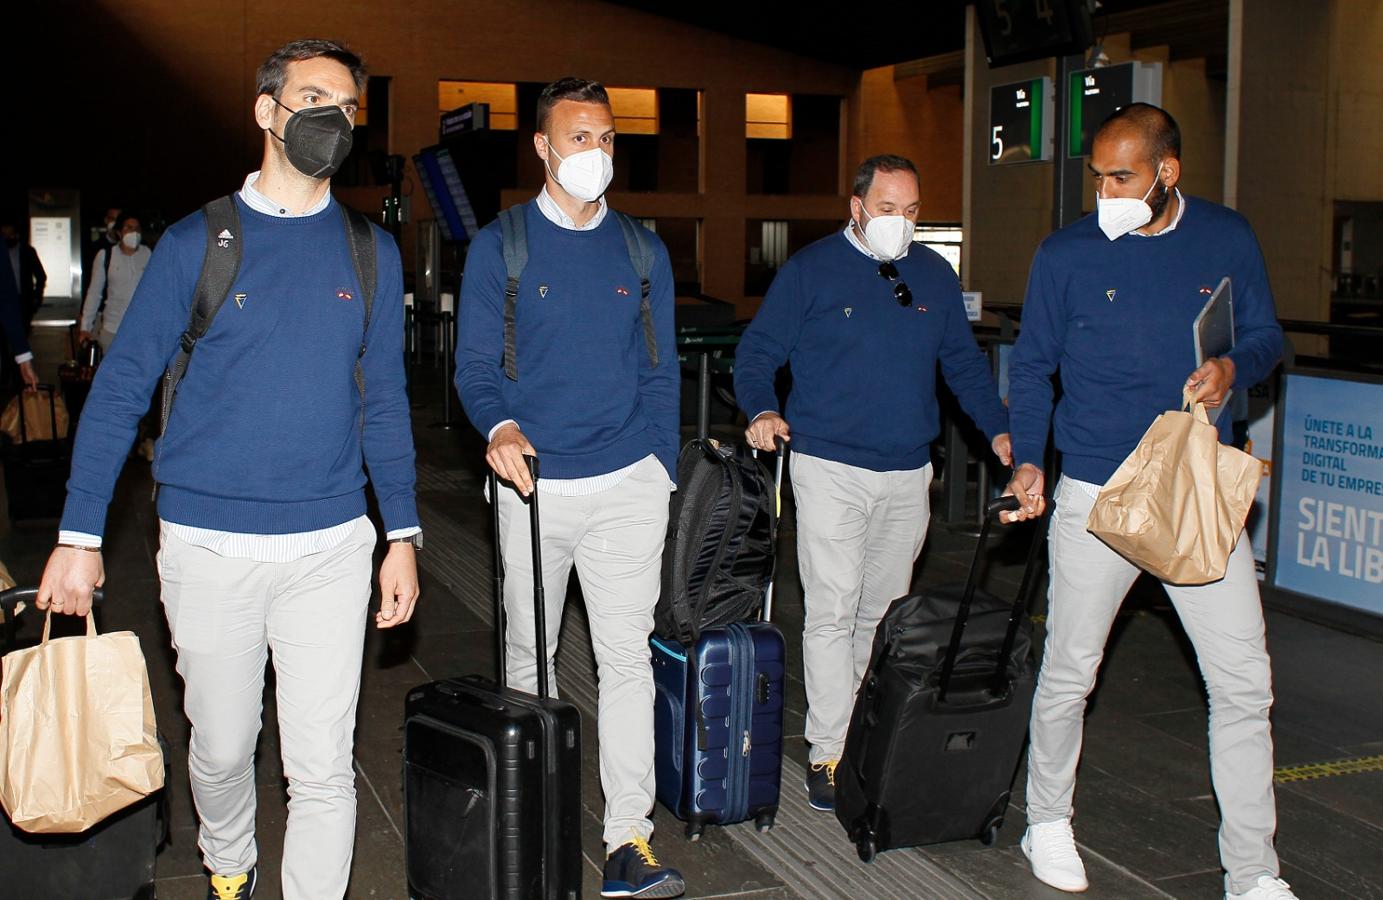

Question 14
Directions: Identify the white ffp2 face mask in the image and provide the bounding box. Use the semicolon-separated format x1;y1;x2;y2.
121;231;142;250
1096;163;1165;240
544;138;613;203
857;205;915;261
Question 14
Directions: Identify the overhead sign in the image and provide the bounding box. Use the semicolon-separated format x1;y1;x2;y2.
988;77;1053;165
440;102;490;140
1272;373;1383;616
1067;61;1162;157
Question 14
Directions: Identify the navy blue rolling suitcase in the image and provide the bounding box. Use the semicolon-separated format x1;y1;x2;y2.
651;442;786;840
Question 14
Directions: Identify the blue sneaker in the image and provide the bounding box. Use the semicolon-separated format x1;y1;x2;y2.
208;866;256;900
805;759;838;811
601;837;685;898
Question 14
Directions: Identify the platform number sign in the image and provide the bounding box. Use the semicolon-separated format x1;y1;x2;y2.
988;77;1053;165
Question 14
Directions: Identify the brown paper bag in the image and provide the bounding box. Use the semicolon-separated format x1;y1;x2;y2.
1087;394;1261;585
0;612;164;833
0;390;70;443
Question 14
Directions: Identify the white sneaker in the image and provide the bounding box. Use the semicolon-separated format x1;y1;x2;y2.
1226;876;1299;900
1020;819;1089;892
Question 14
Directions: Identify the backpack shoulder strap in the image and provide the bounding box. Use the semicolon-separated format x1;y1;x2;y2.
98;246;115;312
498;204;528;381
159;195;242;435
341;204;376;339
340;204;377;422
612;210;659;368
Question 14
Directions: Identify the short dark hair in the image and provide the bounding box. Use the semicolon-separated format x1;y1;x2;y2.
852;154;919;199
117;213;142;230
1096;102;1181;163
256;39;367;98
536;77;611;133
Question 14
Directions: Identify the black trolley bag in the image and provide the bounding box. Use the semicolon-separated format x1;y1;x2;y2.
835;494;1048;861
2;385;71;522
403;457;582;900
0;587;171;900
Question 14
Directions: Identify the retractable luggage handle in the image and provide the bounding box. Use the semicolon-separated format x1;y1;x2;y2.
750;437;787;624
488;455;553;700
937;493;1050;702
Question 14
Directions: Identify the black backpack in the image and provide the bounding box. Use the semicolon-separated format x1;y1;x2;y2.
654;439;778;644
158;194;376;435
496;203;659;380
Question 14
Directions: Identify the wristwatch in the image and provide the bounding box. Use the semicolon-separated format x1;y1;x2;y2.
389;533;424;550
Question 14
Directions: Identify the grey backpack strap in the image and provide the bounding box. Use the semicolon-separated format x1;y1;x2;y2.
160;195;242;435
340;205;377;419
613;211;659;367
498;205;528;381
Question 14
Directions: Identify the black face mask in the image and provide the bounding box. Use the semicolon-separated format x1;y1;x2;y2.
269;97;354;179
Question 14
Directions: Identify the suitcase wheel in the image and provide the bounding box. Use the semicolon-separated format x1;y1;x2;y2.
855;829;877;863
980;820;1002;847
685;819;704;842
754;812;774;833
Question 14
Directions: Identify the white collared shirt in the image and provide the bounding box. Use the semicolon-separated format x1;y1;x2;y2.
1130;188;1187;237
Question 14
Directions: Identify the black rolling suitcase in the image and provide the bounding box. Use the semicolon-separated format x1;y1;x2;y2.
1;386;71;522
0;587;170;900
404;458;582;900
835;495;1047;861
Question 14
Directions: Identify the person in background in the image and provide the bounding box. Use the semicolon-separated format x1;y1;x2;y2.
80;212;151;351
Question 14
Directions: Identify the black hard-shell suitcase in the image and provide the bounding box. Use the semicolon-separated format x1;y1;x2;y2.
404;458;582;900
0;587;170;900
2;386;71;522
835;495;1047;860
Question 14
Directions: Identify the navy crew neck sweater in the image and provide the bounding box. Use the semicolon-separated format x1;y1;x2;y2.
60;195;419;536
1007;198;1283;485
455;200;679;481
734;233;1008;472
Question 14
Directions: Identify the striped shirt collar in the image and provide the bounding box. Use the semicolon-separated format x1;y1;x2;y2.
239;171;332;218
842;219;911;261
536;186;608;231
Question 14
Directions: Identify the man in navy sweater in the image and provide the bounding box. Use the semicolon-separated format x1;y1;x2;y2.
1004;105;1294;900
735;154;1010;812
38;40;420;900
455;78;683;899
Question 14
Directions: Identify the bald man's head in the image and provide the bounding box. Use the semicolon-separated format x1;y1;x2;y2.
1094;103;1180;168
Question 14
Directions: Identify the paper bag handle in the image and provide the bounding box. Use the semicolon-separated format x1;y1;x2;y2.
1181;387;1211;425
41;610;99;643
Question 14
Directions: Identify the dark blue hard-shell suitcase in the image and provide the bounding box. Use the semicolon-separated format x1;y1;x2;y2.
652;621;786;839
651;441;786;840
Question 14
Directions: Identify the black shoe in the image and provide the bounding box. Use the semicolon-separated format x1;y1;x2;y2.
806;759;838;811
601;837;686;898
208;866;256;900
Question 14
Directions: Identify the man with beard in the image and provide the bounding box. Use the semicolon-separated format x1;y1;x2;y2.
1003;104;1295;900
38;39;420;900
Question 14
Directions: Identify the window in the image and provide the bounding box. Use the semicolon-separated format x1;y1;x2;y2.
608;87;658;135
916;225;963;277
746;93;792;140
438;81;518;130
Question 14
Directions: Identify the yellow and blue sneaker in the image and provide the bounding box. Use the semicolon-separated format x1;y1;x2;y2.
601;836;685;898
208;866;256;900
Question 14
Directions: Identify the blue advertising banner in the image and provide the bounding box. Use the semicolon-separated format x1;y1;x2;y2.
1272;373;1383;615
